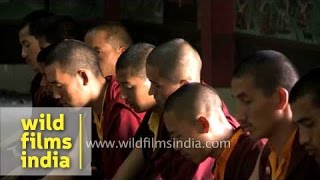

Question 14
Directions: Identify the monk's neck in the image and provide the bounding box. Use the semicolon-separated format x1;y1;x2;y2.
268;121;296;155
209;127;234;158
92;77;107;115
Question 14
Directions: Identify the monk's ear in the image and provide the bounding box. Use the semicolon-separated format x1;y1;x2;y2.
180;80;189;86
77;70;89;86
276;87;289;110
196;116;210;133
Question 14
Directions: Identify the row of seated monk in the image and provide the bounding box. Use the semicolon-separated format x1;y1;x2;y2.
4;10;320;180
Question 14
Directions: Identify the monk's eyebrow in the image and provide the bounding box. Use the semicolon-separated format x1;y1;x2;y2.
235;92;247;99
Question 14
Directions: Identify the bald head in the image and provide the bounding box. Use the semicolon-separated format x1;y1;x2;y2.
45;39;102;77
116;43;155;79
164;83;222;120
147;38;202;83
85;23;132;77
85;23;132;49
233;50;299;95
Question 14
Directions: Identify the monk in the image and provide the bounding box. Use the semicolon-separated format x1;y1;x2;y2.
112;43;160;179
18;10;53;107
116;42;156;113
163;83;262;180
231;50;320;179
84;23;132;77
84;23;144;179
43;40;144;179
290;67;320;167
19;10;53;72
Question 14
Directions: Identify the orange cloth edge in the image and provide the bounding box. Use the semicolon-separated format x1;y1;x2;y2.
93;83;108;141
213;129;244;180
268;129;297;180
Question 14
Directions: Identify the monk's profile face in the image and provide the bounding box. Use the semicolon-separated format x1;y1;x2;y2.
117;68;156;112
146;65;181;106
45;62;90;107
19;25;41;71
85;30;121;76
231;75;279;140
164;111;210;164
291;94;320;164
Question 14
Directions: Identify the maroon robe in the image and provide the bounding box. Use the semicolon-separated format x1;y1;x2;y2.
215;129;265;180
100;76;145;179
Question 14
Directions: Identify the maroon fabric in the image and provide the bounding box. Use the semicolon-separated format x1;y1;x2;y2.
221;101;239;129
158;150;215;180
259;131;320;180
221;129;265;180
100;76;145;180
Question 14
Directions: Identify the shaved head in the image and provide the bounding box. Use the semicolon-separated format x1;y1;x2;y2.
164;83;222;120
84;23;132;76
146;38;202;83
115;43;156;112
116;43;155;79
233;50;299;95
86;23;132;49
45;39;102;77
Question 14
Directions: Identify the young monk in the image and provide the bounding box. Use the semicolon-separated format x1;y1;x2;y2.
116;43;156;113
84;24;143;179
84;23;132;77
19;10;53;72
290;67;320;167
43;40;144;179
163;83;262;180
18;10;53;107
29;15;83;107
231;50;320;179
113;43;159;179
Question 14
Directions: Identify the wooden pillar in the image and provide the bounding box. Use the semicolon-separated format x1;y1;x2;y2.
199;0;236;87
